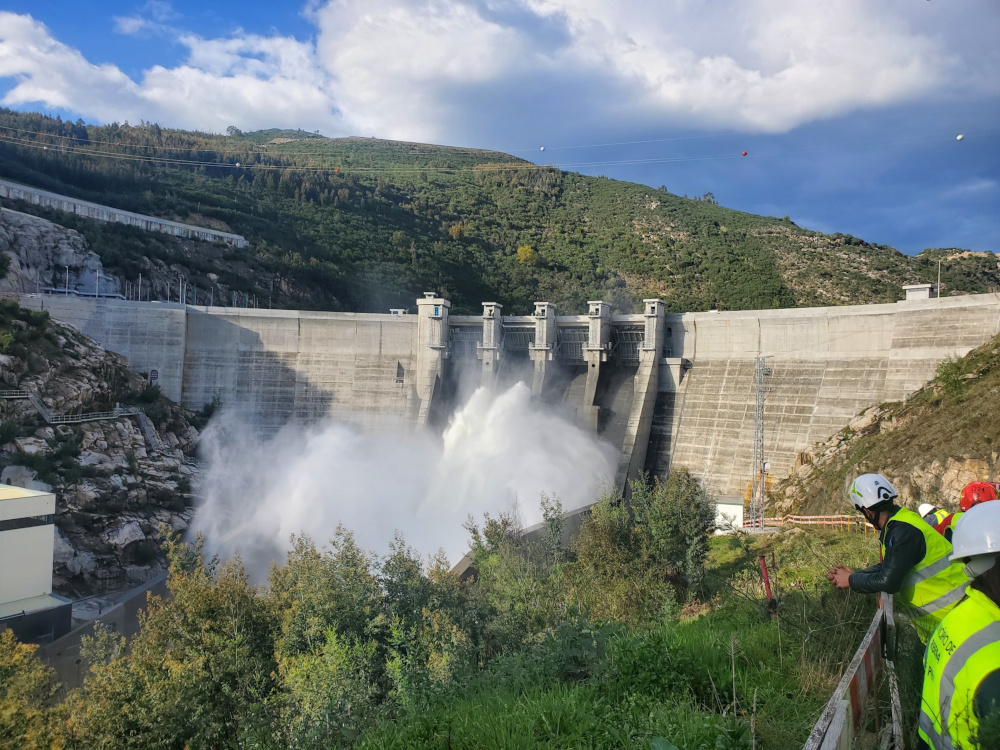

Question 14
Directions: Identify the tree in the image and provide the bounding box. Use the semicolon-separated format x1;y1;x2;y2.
516;245;536;266
0;629;59;749
59;533;277;748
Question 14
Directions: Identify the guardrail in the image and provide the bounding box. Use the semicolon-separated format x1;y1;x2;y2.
803;594;903;750
0;389;148;431
746;514;876;535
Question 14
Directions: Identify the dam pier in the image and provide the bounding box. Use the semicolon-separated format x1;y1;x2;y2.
20;292;1000;498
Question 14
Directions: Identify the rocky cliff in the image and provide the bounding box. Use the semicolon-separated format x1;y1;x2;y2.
0;208;120;296
0;301;200;596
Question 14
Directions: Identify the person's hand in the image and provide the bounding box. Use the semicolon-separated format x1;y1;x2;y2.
827;565;853;590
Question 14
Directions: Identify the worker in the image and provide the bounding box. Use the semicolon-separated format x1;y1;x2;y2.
918;500;1000;750
919;502;950;526
935;481;999;542
828;473;970;643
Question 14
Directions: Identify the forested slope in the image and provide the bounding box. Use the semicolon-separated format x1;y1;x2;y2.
1;109;997;314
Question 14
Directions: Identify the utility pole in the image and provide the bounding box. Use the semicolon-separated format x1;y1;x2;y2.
96;269;100;298
65;266;69;295
937;259;942;299
138;273;142;302
750;354;773;529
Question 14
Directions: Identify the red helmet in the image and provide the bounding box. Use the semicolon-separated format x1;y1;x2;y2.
960;481;999;512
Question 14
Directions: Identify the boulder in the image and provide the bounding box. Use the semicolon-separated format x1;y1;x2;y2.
0;465;53;492
66;550;98;577
13;436;48;455
53;529;76;565
848;408;879;434
106;520;145;548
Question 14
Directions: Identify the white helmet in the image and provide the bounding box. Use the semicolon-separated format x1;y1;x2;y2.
918;503;937;517
848;473;898;510
951;501;1000;577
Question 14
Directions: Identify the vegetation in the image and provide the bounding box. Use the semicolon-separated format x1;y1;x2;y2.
2;109;998;315
0;474;887;749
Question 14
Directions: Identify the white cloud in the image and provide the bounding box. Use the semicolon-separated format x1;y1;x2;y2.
114;16;152;36
0;2;996;140
0;12;342;133
943;178;999;199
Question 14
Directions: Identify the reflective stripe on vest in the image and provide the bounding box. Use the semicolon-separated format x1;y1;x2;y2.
919;590;1000;749
882;507;971;643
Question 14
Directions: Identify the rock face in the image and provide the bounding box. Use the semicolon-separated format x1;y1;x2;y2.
0;208;120;295
0;307;199;596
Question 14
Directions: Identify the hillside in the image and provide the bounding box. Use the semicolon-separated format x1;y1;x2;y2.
775;331;1000;514
1;109;998;314
0;301;201;596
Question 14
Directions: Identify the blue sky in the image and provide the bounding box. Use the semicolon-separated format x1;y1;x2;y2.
1;0;998;255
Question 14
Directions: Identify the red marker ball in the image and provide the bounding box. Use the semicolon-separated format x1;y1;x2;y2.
741;151;748;156
335;168;340;174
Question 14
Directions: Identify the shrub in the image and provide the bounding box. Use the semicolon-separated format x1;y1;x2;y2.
631;469;717;594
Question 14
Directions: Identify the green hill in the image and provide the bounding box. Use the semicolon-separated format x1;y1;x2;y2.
1;109;997;314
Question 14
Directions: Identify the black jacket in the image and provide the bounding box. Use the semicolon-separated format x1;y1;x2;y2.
848;507;926;594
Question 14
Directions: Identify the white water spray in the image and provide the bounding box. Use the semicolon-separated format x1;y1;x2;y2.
191;383;616;578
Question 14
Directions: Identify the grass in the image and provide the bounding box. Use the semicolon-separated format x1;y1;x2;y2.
356;528;882;749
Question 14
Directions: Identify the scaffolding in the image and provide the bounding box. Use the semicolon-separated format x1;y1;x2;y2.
749;355;773;527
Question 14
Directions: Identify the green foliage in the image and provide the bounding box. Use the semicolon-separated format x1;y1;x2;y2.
7;109;994;316
0;629;59;749
631;469;717;594
278;629;379;746
59;533;279;749
5;478;889;749
934;355;967;401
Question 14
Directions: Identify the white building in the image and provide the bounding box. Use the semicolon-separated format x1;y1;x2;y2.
0;485;70;642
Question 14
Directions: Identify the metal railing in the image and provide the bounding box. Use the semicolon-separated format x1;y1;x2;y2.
1;389;143;427
745;513;876;535
803;594;903;749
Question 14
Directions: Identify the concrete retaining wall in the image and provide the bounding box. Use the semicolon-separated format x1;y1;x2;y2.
23;292;1000;495
0;179;248;247
181;307;421;430
21;297;187;403
653;294;1000;496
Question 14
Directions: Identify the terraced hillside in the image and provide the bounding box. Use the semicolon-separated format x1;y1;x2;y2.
1;109;998;315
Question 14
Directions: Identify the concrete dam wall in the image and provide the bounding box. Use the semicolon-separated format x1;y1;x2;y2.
22;292;1000;496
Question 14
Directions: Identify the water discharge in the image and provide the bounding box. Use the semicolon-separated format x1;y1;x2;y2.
191;382;616;579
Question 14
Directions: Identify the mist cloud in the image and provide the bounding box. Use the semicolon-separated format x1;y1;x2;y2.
191;382;616;578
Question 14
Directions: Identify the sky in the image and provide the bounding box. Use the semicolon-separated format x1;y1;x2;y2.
0;0;998;255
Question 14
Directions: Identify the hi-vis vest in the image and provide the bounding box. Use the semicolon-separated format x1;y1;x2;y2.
936;512;965;541
882;508;970;644
928;508;950;526
919;588;1000;749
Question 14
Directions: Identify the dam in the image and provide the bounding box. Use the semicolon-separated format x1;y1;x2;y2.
21;291;1000;497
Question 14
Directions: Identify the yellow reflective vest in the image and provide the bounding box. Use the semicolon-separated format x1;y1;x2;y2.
928;508;950;526
882;508;970;644
919;588;1000;749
